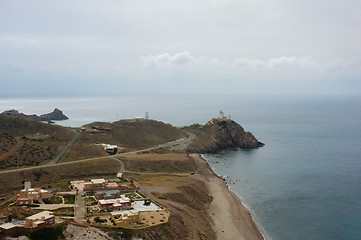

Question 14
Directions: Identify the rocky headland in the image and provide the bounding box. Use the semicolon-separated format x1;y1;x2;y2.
39;108;68;121
184;117;264;153
1;108;68;122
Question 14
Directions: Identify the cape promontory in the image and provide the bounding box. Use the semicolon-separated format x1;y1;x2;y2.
1;108;68;122
39;108;69;121
184;117;264;153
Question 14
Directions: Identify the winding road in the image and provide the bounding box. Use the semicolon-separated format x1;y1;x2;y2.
44;130;80;166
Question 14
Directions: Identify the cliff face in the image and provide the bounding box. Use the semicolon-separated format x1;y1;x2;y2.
184;118;264;153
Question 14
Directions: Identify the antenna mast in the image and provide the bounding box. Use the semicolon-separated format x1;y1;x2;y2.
219;110;224;119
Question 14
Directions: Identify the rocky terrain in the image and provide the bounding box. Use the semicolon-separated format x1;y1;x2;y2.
1;108;69;123
39;108;68;121
184;118;264;153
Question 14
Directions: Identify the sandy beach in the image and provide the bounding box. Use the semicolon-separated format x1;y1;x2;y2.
190;153;264;240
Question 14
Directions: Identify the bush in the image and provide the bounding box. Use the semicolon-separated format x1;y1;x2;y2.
94;216;106;223
27;224;66;240
63;195;75;204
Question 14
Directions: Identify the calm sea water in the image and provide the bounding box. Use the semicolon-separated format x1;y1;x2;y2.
1;95;361;240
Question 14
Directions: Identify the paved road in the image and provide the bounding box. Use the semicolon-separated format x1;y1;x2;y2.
0;131;194;175
111;131;195;158
45;130;80;166
74;188;86;223
109;156;124;177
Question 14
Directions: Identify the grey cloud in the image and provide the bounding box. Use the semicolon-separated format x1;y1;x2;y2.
0;0;360;96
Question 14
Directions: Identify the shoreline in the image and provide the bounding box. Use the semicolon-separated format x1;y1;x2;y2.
190;153;264;240
226;186;270;240
200;153;270;240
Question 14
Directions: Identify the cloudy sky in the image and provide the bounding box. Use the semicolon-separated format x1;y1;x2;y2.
1;0;360;97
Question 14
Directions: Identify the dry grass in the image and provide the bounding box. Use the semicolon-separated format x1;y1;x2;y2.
80;119;187;150
0;158;121;196
0;115;74;168
182;124;219;153
60;140;106;162
122;153;196;173
121;153;216;240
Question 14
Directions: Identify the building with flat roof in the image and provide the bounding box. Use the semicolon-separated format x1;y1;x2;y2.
81;178;139;191
24;211;55;228
109;200;170;228
15;182;51;205
98;197;131;211
111;210;139;227
0;211;54;237
83;178;106;191
0;223;23;236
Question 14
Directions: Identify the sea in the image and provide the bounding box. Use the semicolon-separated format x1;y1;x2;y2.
1;95;361;240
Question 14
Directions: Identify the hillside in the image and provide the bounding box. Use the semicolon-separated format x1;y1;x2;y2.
61;119;188;162
0;114;74;168
183;118;264;153
0;114;263;166
82;119;186;148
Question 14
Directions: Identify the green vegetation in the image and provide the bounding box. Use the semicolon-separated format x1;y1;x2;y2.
217;120;228;129
63;195;75;204
0;133;16;154
85;196;98;206
43;196;63;204
94;216;107;223
27;224;67;240
198;231;210;240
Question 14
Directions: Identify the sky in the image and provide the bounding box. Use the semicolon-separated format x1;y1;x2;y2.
0;0;360;97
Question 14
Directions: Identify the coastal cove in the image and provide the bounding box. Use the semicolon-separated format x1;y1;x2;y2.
1;95;361;239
